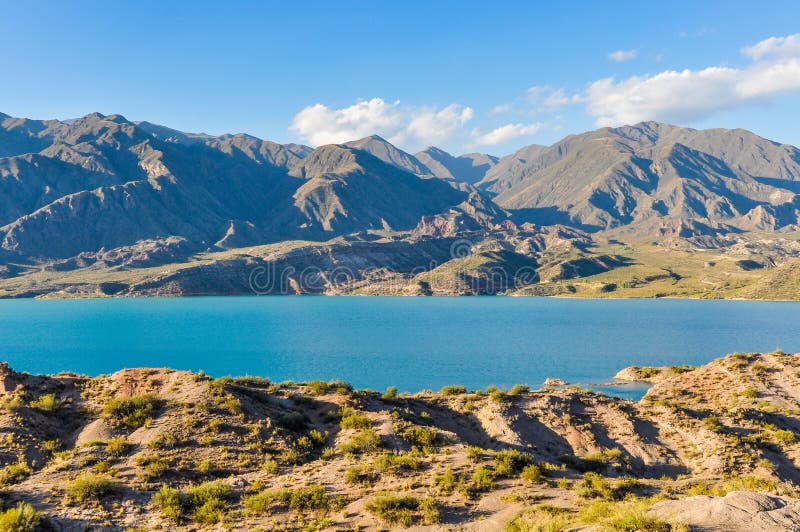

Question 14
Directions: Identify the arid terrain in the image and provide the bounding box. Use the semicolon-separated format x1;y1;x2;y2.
0;351;799;530
2;113;800;300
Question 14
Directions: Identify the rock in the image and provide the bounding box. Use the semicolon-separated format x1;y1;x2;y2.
613;365;693;383
543;378;567;386
649;491;800;531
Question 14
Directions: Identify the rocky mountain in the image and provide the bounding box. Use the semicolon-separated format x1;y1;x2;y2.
480;121;800;232
415;146;498;184
0;113;499;262
2;112;800;298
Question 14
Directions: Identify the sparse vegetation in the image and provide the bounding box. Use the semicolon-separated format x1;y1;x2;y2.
66;473;120;503
103;395;158;429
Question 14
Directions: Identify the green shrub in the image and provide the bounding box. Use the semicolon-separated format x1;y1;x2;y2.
742;386;759;398
471;465;494;491
148;432;180;450
244;489;291;514
103;395;158;429
105;437;130;457
578;498;673;531
382;386;398;400
506;504;572;532
401;426;438;447
186;480;232;508
440;385;467;395
0;502;41;532
703;415;722;433
432;467;459;494
66;473;119;503
521;464;545;483
494;449;535;477
137;456;171;480
774;429;797;444
0;463;31;486
338;407;372;430
509;384;530;396
366;495;419;526
193;498;226;525
153;485;181;522
345;465;377;485
308;380;329;396
372;452;424;475
29;393;61;412
339;428;382;455
262;457;279;475
289;485;328;511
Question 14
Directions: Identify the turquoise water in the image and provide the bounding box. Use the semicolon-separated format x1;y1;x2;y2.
1;297;800;400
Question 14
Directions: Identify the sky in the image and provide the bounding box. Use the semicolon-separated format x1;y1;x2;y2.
1;0;800;155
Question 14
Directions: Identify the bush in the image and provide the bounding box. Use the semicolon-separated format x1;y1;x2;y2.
244;489;291;514
289;485;328;511
774;429;797;444
148;432;180;450
105;437;130;457
193;499;226;525
308;380;329;396
186;480;232;508
432;468;459;494
345;465;377;485
0;463;31;486
0;502;41;532
703;415;722;433
509;384;530;396
137;456;171;480
506;504;572;532
153;485;181;522
29;393;61;412
366;495;419;526
338;407;372;430
494;449;535;477
401;426;438;447
521;464;546;483
382;386;398;400
66;473;119;503
440;385;467;395
339;429;382;455
372;452;424;475
103;395;158;429
471;465;494;491
742;386;759;398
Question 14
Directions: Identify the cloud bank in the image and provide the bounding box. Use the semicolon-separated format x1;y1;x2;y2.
586;33;800;126
290;98;473;149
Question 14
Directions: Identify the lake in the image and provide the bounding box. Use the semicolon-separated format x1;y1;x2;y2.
1;297;800;400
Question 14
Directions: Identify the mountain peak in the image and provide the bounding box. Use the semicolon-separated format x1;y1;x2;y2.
343;136;432;176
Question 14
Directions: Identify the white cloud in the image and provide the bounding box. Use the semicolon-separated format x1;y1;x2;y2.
585;33;800;126
472;123;542;146
290;98;473;149
608;49;638;62
405;104;473;146
742;33;800;59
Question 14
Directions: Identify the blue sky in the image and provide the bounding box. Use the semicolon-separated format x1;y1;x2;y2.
2;0;799;155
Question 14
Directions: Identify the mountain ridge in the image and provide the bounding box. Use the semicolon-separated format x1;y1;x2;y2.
2;111;800;298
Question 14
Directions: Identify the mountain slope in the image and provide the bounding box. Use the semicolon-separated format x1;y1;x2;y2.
343;135;433;176
489;122;800;232
415;146;498;184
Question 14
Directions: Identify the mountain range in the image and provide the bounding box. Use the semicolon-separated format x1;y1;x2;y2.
1;111;799;297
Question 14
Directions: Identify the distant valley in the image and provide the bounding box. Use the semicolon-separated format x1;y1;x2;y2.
1;112;799;298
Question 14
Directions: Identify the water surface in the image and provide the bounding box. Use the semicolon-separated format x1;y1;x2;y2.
1;297;799;400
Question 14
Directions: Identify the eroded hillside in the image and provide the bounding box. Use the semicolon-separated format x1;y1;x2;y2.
0;352;799;530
